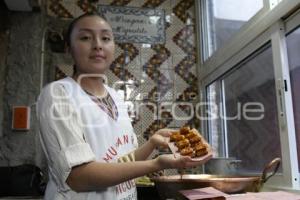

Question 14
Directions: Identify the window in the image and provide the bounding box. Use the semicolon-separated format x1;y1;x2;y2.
206;45;282;172
201;0;264;59
199;0;300;190
223;45;281;172
286;27;300;172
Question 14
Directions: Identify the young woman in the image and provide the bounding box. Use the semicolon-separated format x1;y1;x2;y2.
37;13;209;200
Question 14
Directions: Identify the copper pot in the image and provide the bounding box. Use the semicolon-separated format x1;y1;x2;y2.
151;158;280;200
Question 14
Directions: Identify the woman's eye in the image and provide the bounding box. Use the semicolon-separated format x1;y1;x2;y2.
102;36;111;41
80;36;91;41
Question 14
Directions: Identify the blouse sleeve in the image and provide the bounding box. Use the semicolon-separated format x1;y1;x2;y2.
36;82;96;192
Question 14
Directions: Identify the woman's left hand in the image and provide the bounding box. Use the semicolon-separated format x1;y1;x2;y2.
149;129;175;149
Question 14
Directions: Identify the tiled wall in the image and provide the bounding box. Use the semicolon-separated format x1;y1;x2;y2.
47;0;200;150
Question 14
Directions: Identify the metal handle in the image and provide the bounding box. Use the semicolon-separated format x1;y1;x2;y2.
277;79;285;117
261;157;281;183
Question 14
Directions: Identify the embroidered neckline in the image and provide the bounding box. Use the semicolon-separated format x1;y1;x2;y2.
84;89;119;121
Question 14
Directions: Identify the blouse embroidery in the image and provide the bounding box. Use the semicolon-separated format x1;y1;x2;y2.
84;90;119;121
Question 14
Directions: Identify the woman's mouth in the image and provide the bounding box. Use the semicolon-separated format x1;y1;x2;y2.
90;55;105;61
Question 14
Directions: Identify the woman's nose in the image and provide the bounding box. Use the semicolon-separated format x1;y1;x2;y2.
93;38;103;50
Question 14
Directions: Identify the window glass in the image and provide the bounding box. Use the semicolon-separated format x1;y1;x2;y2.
204;0;264;59
286;27;300;171
206;81;225;157
222;45;281;172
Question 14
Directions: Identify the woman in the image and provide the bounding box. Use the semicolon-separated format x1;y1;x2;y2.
37;13;208;200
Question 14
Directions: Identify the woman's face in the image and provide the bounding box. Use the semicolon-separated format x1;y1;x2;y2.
69;15;115;75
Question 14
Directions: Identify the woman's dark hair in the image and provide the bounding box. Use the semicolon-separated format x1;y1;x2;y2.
64;12;107;47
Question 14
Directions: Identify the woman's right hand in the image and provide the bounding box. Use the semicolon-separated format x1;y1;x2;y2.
155;154;208;170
